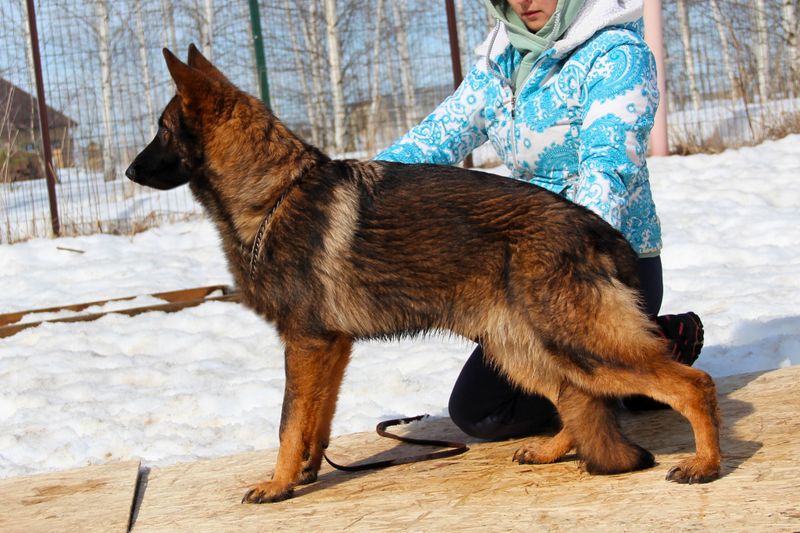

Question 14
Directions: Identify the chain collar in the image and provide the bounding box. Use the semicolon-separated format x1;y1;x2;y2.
247;189;290;282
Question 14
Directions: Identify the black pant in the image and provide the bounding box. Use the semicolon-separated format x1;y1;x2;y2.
448;256;663;440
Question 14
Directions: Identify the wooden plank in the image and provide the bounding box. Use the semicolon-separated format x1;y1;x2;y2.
132;367;800;532
0;292;241;339
0;285;235;326
0;460;141;533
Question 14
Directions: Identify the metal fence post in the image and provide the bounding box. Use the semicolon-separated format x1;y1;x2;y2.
248;0;271;108
25;0;60;236
445;0;474;168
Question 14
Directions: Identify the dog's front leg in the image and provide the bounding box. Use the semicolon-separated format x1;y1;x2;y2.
297;334;352;485
242;334;351;504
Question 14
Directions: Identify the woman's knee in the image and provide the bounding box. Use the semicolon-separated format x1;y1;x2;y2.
448;395;514;440
448;390;558;441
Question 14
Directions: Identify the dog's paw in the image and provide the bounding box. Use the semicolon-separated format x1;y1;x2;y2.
513;444;554;465
665;458;720;484
241;482;294;504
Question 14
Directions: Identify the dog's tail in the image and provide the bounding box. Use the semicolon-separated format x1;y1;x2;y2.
541;276;667;375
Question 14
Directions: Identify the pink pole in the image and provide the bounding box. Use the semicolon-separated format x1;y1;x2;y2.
643;0;669;156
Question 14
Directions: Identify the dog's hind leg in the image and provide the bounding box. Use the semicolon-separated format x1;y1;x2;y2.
242;333;352;504
585;360;721;483
547;278;720;482
513;384;654;474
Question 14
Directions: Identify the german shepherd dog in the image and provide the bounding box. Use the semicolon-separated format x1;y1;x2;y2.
127;46;721;503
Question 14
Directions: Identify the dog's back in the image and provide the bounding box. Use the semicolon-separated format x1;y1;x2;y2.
262;159;645;362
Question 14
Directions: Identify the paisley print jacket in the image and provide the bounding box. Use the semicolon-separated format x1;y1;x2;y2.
376;14;662;257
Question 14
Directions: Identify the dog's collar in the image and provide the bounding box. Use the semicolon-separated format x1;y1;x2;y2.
247;187;291;283
243;156;323;283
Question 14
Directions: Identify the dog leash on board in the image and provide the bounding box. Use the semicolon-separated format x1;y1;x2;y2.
323;415;469;472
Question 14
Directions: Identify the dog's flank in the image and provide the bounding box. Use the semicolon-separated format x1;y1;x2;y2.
126;45;722;503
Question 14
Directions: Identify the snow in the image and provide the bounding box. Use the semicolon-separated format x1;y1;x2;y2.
1;135;799;479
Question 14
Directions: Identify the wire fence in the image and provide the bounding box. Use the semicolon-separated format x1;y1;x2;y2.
1;0;798;243
662;0;800;153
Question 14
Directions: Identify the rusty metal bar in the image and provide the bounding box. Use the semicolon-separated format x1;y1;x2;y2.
0;287;242;339
25;0;60;236
0;284;235;327
444;0;474;169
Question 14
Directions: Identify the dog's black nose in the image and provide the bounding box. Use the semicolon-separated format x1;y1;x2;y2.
125;165;137;181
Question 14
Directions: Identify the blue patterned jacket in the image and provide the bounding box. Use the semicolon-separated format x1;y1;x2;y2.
376;3;661;257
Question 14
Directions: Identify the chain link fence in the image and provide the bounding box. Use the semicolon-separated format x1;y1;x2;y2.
1;0;798;243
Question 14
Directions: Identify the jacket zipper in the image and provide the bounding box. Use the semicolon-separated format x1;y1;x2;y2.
510;94;517;169
509;51;554;172
484;23;553;175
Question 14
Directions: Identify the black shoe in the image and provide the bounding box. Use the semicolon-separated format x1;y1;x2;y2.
623;312;705;412
656;311;704;366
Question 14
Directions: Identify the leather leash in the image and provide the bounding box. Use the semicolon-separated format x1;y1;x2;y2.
323;415;468;472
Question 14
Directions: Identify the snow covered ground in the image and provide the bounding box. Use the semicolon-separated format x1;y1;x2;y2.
0;135;798;479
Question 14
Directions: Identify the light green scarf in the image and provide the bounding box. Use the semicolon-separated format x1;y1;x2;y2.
484;0;585;93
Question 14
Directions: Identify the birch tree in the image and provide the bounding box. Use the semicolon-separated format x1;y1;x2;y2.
1;81;19;187
133;0;156;139
95;0;115;181
675;0;700;112
709;0;738;101
323;0;346;153
187;0;214;59
161;0;177;51
366;0;385;153
753;0;770;103
284;0;320;146
296;0;331;149
391;1;419;130
782;0;798;95
202;0;214;58
456;0;469;74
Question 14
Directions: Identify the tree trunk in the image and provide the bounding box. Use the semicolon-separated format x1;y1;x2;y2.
384;35;401;142
366;0;385;154
754;0;770;103
133;0;156;139
675;0;700;113
709;0;738;102
391;1;418;130
782;0;798;96
456;0;469;74
95;0;115;182
161;0;177;51
323;0;346;154
201;0;214;59
284;0;319;146
677;0;700;111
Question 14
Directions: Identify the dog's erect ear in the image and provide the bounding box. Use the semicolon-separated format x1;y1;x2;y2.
163;47;211;101
186;43;231;84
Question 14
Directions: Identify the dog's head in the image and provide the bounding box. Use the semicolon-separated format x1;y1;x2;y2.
125;44;247;190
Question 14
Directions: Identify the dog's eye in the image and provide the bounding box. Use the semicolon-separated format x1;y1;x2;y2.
159;127;171;143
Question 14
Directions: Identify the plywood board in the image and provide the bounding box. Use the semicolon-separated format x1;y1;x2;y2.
132;367;800;531
0;460;141;533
